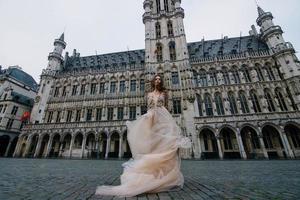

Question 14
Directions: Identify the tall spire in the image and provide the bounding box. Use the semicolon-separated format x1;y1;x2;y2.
59;32;65;42
257;6;265;16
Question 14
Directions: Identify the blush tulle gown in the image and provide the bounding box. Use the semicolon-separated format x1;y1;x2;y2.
95;92;191;197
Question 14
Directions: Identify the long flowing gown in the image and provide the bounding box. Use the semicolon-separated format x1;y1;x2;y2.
95;92;191;197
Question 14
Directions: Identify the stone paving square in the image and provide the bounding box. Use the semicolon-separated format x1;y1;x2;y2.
0;158;300;200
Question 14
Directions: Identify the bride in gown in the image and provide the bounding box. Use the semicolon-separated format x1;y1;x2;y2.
95;74;191;197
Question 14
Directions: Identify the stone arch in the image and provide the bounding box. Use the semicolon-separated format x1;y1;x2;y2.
61;133;72;158
37;134;49;157
240;126;261;159
49;133;61;158
198;128;219;159
86;131;97;158
27;134;39;158
123;130;132;158
262;124;285;159
284;122;300;158
109;131;121;158
219;127;240;159
98;131;108;158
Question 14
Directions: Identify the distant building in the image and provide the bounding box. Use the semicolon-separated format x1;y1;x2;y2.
0;66;37;157
15;1;300;160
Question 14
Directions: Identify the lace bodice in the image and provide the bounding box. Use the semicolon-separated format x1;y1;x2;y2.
147;92;165;109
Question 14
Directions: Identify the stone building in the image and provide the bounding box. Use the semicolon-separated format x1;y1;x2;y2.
14;1;300;159
0;66;37;157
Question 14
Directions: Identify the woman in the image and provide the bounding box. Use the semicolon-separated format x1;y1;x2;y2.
95;74;191;197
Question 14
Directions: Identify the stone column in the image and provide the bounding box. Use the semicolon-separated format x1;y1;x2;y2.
216;135;223;159
23;136;33;158
58;139;64;157
33;136;43;158
278;127;295;159
236;128;247;159
118;135;123;158
105;137;111;159
13;135;23;157
69;135;75;158
45;135;54;158
4;137;13;157
81;135;87;159
95;136;99;159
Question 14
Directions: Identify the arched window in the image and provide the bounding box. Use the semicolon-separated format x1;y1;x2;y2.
264;89;276;112
232;66;241;84
242;65;252;83
275;88;288;111
204;94;214;116
167;20;173;37
164;0;169;12
222;67;230;85
196;94;203;116
169;41;176;61
255;67;265;81
156;0;161;13
155;22;161;38
209;69;218;86
239;91;250;114
215;93;225;115
156;43;163;62
265;65;275;81
199;69;208;87
250;90;261;113
228;91;238;114
193;70;198;86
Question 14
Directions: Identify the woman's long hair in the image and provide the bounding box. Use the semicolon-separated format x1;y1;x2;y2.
150;74;166;92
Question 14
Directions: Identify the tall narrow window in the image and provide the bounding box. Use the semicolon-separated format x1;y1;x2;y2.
156;43;163;62
155;22;161;38
256;68;265;81
130;80;137;92
242;66;252;83
173;99;182;114
140;79;145;92
90;83;96;95
264;90;276;112
86;109;92;121
107;107;114;120
275;88;288;111
99;82;105;94
96;108;102;121
110;82;116;93
66;110;72;122
223;71;230;85
72;85;78;96
265;66;275;81
56;111;61;123
62;86;67;96
172;72;179;85
11;106;18;115
119;81;125;93
75;110;81;122
196;94;203;116
164;0;169;12
54;87;60;97
6;119;14;129
228;92;238;114
209;70;218;86
117;107;124;120
232;68;241;84
156;0;161;13
167;20;173;37
129;106;136;120
169;41;176;61
250;90;262;113
204;94;213;116
215;93;225;115
239;91;250;114
199;70;208;87
47;111;53;123
80;84;86;95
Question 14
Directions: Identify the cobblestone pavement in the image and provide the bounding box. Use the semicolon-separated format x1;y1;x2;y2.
0;158;300;200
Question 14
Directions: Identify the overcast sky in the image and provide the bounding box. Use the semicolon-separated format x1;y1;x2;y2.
0;0;299;83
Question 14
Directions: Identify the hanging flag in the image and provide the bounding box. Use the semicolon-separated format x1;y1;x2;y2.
21;111;30;122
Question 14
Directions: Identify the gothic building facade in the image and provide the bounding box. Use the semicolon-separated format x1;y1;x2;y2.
13;0;300;160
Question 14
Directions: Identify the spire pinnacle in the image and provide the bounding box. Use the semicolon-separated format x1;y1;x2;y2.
59;33;65;41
